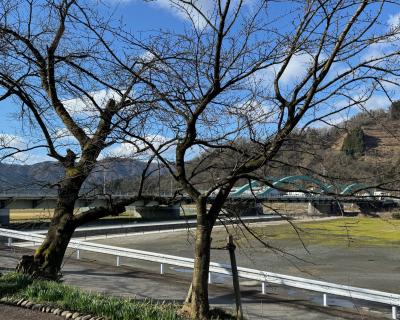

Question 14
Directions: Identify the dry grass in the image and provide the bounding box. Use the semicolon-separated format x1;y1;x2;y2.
9;209;139;222
248;217;400;247
10;209;54;222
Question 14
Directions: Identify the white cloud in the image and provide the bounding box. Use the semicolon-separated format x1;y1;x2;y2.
307;93;391;129
103;133;204;161
0;134;50;164
63;89;126;116
360;94;391;111
106;0;215;29
334;94;390;115
253;53;318;90
108;0;263;32
362;12;400;62
104;134;177;160
388;12;400;30
50;128;80;149
361;41;389;62
0;133;25;150
278;54;314;84
151;0;215;29
227;100;279;129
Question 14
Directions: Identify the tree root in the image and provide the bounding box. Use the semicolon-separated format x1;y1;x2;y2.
16;255;61;281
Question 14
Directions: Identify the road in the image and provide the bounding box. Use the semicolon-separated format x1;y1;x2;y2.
0;245;389;320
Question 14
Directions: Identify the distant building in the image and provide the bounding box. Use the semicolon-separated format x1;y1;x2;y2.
285;191;307;197
373;190;390;200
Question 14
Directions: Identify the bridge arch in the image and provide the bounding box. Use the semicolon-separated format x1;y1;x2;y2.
230;176;277;196
340;183;372;196
231;176;374;197
257;175;330;196
231;175;331;197
230;180;260;196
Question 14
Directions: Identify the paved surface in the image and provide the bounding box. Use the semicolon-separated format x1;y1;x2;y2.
29;215;283;234
0;245;390;320
91;221;400;293
0;304;63;320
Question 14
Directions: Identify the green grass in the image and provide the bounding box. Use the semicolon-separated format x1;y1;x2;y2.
0;273;235;320
0;272;34;297
243;217;400;247
0;273;183;320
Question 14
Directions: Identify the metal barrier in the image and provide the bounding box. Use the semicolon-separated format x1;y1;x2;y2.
1;227;399;319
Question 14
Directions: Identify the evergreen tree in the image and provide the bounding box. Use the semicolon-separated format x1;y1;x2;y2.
342;127;365;156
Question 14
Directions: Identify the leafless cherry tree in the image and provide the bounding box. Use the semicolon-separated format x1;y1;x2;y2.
116;0;400;318
0;0;158;279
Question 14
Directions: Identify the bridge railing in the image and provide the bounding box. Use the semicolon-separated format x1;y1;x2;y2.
0;227;399;319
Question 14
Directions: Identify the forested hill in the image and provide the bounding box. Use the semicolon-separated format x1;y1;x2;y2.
179;106;400;189
331;109;400;162
1;107;400;193
282;107;400;186
0;158;151;192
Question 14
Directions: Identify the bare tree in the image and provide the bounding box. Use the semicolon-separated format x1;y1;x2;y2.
0;0;157;279
116;0;400;318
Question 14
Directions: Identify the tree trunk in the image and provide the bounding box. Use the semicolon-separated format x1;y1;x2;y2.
182;199;212;320
16;180;81;280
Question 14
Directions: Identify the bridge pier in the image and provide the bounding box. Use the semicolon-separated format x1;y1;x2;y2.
357;202;378;215
133;205;180;220
308;202;343;216
356;201;394;215
0;209;10;225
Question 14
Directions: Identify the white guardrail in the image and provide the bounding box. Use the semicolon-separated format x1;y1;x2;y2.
1;227;399;319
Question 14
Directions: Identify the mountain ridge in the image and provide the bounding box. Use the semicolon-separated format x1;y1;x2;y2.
2;108;399;192
0;158;150;192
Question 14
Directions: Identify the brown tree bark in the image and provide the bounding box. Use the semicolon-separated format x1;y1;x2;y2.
0;0;143;281
16;211;76;279
182;199;213;320
16;172;84;279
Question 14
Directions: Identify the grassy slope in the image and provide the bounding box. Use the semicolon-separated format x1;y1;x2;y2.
249;217;400;247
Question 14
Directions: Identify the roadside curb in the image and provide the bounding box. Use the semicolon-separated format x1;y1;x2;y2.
0;297;104;320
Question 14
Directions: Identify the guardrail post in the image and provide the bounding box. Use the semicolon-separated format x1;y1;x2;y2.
116;256;121;267
7;237;12;247
323;293;328;307
393;306;397;320
208;272;212;284
76;249;80;260
160;263;164;275
261;282;266;294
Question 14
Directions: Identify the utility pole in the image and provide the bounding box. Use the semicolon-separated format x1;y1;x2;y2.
227;235;243;320
103;171;106;194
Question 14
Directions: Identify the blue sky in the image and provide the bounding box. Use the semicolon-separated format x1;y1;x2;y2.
1;0;400;164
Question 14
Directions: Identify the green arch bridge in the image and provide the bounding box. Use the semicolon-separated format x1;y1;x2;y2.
230;175;372;197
